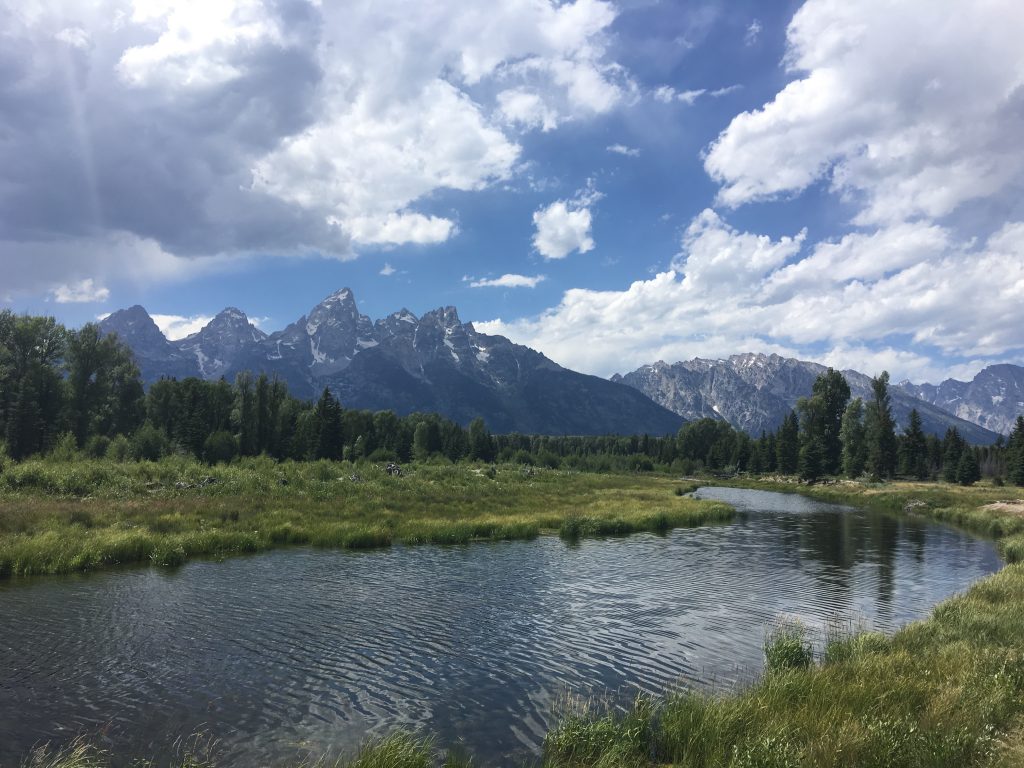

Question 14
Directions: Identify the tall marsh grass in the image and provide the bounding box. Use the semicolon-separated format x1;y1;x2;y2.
0;458;732;578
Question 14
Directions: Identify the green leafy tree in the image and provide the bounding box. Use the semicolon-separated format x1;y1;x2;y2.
203;430;239;465
413;420;441;461
131;422;169;461
3;315;66;458
65;323;145;445
801;369;851;475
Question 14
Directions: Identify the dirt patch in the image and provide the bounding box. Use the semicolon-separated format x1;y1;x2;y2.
983;500;1024;516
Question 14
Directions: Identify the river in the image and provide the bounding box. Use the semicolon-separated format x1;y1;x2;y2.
0;487;1002;765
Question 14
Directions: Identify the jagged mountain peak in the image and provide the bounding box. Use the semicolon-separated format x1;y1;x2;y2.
420;306;464;331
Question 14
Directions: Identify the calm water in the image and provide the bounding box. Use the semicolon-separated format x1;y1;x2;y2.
0;487;1002;766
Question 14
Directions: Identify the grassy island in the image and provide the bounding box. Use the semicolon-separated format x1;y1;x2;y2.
0;457;731;578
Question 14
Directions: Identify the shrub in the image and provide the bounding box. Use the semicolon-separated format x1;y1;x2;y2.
48;432;79;463
131;423;169;462
203;430;239;465
83;435;111;459
107;435;131;463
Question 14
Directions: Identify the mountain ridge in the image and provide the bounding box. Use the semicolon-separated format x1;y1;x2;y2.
100;290;684;436
614;353;1005;443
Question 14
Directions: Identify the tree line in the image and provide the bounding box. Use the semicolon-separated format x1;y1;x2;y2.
1;311;1022;484
670;368;1024;486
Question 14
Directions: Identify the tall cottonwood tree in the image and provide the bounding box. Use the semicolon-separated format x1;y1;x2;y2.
796;369;851;480
65;323;145;445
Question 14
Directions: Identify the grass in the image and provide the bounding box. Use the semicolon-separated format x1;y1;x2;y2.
0;457;728;578
19;732;473;768
537;478;1024;768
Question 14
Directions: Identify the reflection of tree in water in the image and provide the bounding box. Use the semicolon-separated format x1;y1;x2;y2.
866;512;900;621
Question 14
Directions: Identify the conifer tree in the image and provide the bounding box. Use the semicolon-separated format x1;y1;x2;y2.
313;388;344;461
840;398;867;478
864;372;897;480
956;447;981;486
776;411;799;474
1009;416;1024;487
942;427;964;483
899;408;929;480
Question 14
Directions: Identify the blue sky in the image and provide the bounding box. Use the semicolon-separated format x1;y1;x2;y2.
2;0;1022;383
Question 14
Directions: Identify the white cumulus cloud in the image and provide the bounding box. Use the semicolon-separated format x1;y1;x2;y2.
151;313;214;340
0;0;629;300
705;0;1024;225
469;274;546;289
477;210;1024;381
51;278;110;304
532;182;602;260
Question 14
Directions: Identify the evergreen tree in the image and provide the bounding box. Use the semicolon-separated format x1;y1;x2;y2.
840;398;867;478
942;428;964;483
313;388;344;460
1009;416;1024;487
468;417;495;462
956;447;981;486
899;408;929;480
776;411;800;474
798;436;825;482
864;372;897;480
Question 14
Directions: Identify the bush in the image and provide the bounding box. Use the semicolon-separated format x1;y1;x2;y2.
203;430;239;465
131;423;169;462
83;435;111;459
48;432;79;463
107;435;131;463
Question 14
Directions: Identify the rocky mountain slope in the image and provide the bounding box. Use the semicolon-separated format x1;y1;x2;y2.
613;353;1001;443
100;289;684;436
896;364;1024;436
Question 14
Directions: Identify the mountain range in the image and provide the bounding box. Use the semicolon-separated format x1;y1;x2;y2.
613;354;1012;443
100;291;1020;442
99;290;684;436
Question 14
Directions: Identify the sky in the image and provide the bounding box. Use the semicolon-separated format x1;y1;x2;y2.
2;0;1023;384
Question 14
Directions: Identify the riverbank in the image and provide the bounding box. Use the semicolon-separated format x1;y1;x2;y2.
539;478;1024;768
0;458;732;578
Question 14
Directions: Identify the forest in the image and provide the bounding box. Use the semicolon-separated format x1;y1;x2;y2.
1;310;1022;484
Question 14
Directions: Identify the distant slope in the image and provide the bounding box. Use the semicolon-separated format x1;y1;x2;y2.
101;290;684;436
614;353;1000;443
897;364;1024;436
